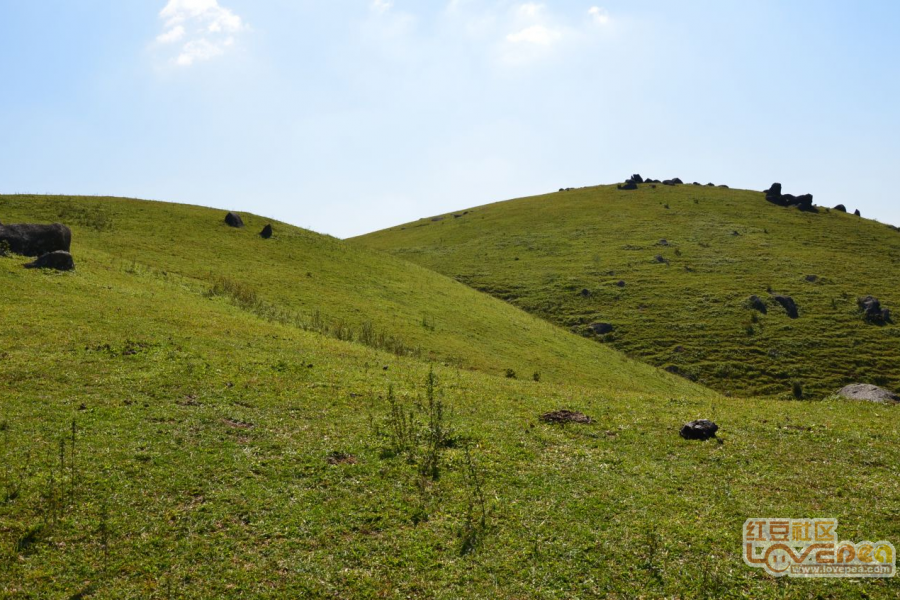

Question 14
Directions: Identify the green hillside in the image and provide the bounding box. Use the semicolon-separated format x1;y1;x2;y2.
2;194;899;598
0;194;703;398
354;183;900;398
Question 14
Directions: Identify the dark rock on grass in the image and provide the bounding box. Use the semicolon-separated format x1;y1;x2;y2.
24;251;74;271
805;274;818;283
589;322;614;335
628;174;644;184
680;419;718;441
747;295;768;314
260;224;273;239
326;452;358;465
855;209;861;217
580;288;592;297
615;280;626;288
838;384;900;404
617;182;639;191
858;296;892;324
692;182;701;186
706;183;715;187
654;255;668;264
772;294;799;318
662;179;683;186
657;239;669;246
719;185;730;189
834;204;847;212
664;365;697;381
225;212;245;228
540;410;593;424
764;182;783;200
0;223;72;257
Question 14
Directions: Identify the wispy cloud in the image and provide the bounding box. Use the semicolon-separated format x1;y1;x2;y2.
371;0;394;14
154;0;247;67
506;25;561;46
588;7;611;26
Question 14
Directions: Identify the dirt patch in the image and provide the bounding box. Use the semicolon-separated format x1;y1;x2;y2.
540;410;593;424
326;452;357;465
222;418;254;429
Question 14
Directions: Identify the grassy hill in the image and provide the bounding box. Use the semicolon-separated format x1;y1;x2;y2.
354;183;900;398
1;194;899;598
0;194;703;398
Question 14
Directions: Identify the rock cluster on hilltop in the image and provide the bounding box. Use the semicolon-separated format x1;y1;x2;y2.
1;222;76;271
764;183;816;212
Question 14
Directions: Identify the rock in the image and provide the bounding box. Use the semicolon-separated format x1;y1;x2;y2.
260;224;273;239
794;193;814;211
24;251;74;271
838;384;899;404
431;217;444;222
706;183;715;187
672;178;683;184
805;274;818;283
662;180;677;186
855;209;861;217
540;410;593;424
834;204;847;212
858;296;892;324
224;212;244;228
618;182;638;191
654;255;667;264
589;322;614;335
615;280;626;288
580;288;592;297
693;182;701;186
772;295;799;319
747;295;767;314
718;184;729;188
628;174;644;184
657;239;669;246
680;419;718;441
0;223;72;257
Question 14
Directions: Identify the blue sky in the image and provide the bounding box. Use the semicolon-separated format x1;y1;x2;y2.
1;1;898;238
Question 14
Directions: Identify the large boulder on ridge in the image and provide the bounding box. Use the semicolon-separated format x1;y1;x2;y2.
224;212;245;228
0;223;72;257
24;251;75;271
838;384;899;404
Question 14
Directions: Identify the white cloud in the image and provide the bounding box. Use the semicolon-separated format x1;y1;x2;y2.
371;0;393;13
156;25;186;44
154;0;247;67
588;7;610;25
516;3;545;19
506;25;561;46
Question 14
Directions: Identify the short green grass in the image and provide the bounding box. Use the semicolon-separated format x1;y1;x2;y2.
354;184;900;398
1;194;899;598
0;194;706;399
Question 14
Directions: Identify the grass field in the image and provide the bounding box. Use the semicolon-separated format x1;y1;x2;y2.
354;183;900;398
1;194;899;598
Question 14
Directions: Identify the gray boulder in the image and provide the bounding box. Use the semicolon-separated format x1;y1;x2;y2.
680;420;719;441
747;295;768;314
260;224;273;239
772;295;799;319
838;384;899;404
24;251;75;271
225;212;244;228
589;322;614;335
0;223;72;257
